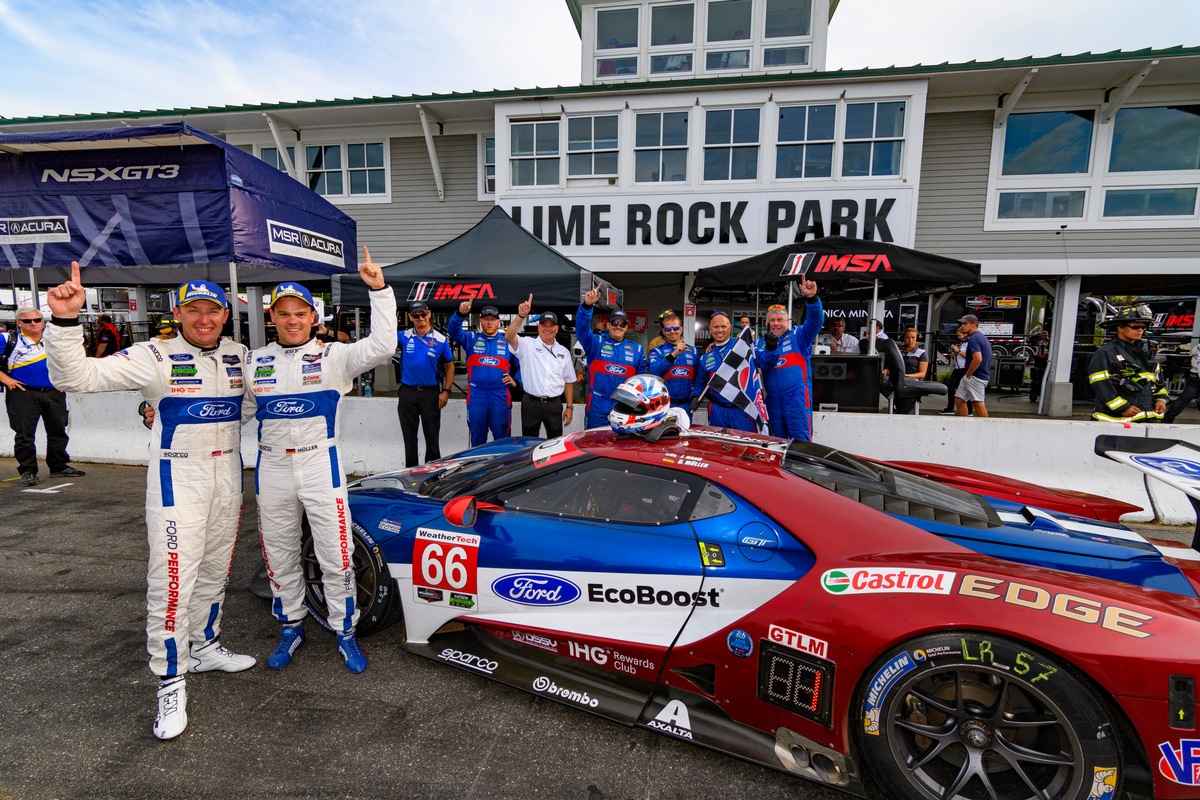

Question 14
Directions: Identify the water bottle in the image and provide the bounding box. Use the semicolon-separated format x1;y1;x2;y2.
362;371;374;397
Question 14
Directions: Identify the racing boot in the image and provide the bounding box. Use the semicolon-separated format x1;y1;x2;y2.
152;677;187;740
268;623;306;670
337;632;368;674
188;639;257;673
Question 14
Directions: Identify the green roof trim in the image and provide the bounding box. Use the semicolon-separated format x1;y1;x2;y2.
3;44;1197;128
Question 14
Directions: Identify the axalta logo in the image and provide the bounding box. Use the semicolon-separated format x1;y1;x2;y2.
587;583;721;607
184;400;239;420
648;700;693;740
438;648;498;675
1159;740;1200;785
532;676;599;708
266;220;344;268
821;568;954;595
434;283;495;301
41;165;180;182
266;398;316;416
809;253;893;274
0;216;70;244
491;573;581;606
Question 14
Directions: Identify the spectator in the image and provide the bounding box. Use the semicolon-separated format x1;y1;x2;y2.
939;328;968;415
395;301;455;467
954;314;992;418
154;316;179;340
1;308;86;487
648;311;670;350
825;316;860;353
505;294;575;437
576;286;646;429
449;299;517;447
755;280;824;440
1088;307;1167;423
1028;329;1050;402
693;311;757;432
892;327;930;415
648;310;698;412
1164;342;1200;423
873;320;889;340
738;315;756;339
94;314;120;357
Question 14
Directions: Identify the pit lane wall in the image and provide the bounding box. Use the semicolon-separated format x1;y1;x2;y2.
4;392;1199;524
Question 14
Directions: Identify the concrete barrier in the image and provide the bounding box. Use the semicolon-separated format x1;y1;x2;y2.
4;392;1197;524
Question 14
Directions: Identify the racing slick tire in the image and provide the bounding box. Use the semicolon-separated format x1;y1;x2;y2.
857;632;1122;800
300;517;399;637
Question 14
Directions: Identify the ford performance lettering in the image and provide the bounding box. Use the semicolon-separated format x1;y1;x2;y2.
185;400;240;420
492;573;581;606
41;165;180;182
266;398;316;417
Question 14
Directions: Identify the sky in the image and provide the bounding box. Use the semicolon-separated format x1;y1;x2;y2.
0;0;1196;120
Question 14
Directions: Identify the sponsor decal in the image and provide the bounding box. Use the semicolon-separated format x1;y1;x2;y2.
958;574;1153;638
698;542;725;568
416;586;444;603
726;629;754;658
449;592;475;609
511;630;559;653
768;624;829;659
265;398;316;416
491;573;581;607
302;376;322;384
532;676;599;708
414;282;496;301
781;252;815;276
438;648;497;675
302;364;321;374
377;518;402;534
568;641;608;665
0;215;70;244
254;367;275;378
302;353;322;363
41;164;180;182
648;700;693;740
169;379;203;386
667;366;692;377
673;455;710;469
163;452;189;459
821;568;954;595
862;653;916;735
413;529;480;611
1158;740;1200;786
809;253;893;274
604;363;627;375
184;399;239;420
1130;455;1200;479
169;353;193;362
228;379;243;389
222;355;241;365
256;355;275;364
587;583;721;608
267;219;345;268
170;366;197;377
478;356;500;366
226;367;242;377
162;520;181;632
1087;767;1117;799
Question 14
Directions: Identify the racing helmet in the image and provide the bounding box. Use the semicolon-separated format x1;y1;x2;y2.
608;374;671;434
1105;305;1153;327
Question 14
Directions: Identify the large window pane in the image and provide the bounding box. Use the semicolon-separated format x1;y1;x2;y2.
732;108;760;143
707;0;751;42
764;46;808;67
707;49;750;70
842;142;871;177
730;146;759;179
652;53;693;73
511;124;535;157
1103;188;1198;217
808;104;835;139
805;143;833;177
652;3;694;45
703;149;728;181
765;0;811;38
662;149;687;181
1002;111;1094;176
597;56;638;77
871;140;902;176
997;191;1086;219
875;102;906;137
597;8;638;48
706;109;733;145
663;112;688;146
535;123;559;155
1110;105;1200;172
844;104;875;140
635;111;688;183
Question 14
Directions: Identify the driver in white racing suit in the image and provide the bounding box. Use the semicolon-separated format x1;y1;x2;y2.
44;266;255;742
246;251;396;673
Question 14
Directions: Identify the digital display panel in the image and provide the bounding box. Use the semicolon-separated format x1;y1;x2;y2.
757;641;834;726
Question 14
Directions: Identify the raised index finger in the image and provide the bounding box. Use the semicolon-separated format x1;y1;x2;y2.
71;260;82;285
362;245;373;264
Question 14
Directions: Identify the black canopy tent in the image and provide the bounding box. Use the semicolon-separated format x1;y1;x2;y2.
332;206;622;315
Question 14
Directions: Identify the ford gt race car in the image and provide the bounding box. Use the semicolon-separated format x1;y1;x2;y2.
301;429;1200;800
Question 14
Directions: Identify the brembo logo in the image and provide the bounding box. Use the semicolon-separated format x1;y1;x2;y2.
41;165;180;182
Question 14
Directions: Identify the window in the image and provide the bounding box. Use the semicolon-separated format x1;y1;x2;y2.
707;0;751;42
705;48;751;70
635;111;688;182
346;143;385;195
500;465;691;525
652;53;694;73
651;3;694;45
284;142;389;199
997;191;1085;219
764;46;808;67
776;104;834;178
483;137;495;194
1103;188;1197;217
260;146;295;173
568;115;619;177
597;7;639;49
705;108;760;181
764;0;811;38
1002;111;1093;176
843;101;905;177
306;145;343;195
1109;105;1200;172
510;120;560;187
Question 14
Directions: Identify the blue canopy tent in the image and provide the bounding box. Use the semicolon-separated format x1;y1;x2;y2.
0;122;356;341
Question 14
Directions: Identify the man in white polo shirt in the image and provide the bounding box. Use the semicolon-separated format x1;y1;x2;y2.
505;294;575;438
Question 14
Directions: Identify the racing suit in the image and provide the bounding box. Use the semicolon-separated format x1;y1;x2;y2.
576;304;646;429
648;340;698;412
44;320;247;678
1088;337;1168;423
448;311;513;447
246;287;397;633
693;338;758;433
755;297;824;441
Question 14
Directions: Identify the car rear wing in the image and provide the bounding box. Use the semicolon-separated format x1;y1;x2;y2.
1095;435;1200;550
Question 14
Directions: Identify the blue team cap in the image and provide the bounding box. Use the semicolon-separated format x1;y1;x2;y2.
175;280;228;308
479;306;500;318
269;282;316;309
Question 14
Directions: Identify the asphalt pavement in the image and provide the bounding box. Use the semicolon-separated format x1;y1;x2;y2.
0;458;881;800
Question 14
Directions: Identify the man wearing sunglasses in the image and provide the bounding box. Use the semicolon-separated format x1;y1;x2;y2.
648;310;697;412
1;308;86;487
825;316;860;354
577;285;646;429
1088;306;1167;423
396;300;455;467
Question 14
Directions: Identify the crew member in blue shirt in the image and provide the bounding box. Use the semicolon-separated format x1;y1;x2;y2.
755;279;823;441
577;285;646;429
647;310;697;412
692;311;757;432
396;301;455;466
449;299;517;447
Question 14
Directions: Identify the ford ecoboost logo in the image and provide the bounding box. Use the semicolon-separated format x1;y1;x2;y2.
185;399;240;420
491;573;581;607
478;356;500;366
266;398;316;416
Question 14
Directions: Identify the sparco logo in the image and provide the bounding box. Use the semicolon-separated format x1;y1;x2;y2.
184;400;239;420
587;583;721;607
438;648;498;674
266;398;315;416
266;220;345;268
491;573;580;606
532;676;599;708
821;568;954;595
41;165;180;182
0;216;70;244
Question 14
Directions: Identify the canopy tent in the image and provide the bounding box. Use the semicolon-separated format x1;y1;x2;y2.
0;122;356;285
333;206;621;314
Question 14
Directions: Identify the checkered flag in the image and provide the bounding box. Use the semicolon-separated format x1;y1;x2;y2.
707;327;770;434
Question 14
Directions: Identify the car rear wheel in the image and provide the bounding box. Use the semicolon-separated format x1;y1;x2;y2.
300;517;399;637
858;633;1121;800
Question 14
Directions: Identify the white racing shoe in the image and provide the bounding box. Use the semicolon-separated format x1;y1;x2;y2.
188;639;257;673
152;677;187;740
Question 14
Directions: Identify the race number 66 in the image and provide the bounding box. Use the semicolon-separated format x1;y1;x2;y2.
413;530;480;594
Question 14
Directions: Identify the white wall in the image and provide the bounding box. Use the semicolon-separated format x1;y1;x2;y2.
5;392;1198;524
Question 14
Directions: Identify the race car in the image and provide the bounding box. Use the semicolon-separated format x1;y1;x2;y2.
300;429;1200;800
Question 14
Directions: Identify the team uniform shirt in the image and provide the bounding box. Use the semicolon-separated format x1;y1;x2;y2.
247;287;397;633
449;310;514;446
6;333;53;388
510;335;574;398
648;340;698;408
901;346;928;376
396;328;453;386
576;304;647;427
755;297;824;440
95;322;119;357
45;321;248;678
1087;337;1168;423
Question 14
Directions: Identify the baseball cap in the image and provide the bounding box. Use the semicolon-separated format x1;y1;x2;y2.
479;306;500;318
409;301;430;314
269;282;315;308
175;280;228;308
957;313;979;324
610;310;628;322
537;311;559;324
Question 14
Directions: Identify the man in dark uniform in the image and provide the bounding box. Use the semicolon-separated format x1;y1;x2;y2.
1088;307;1168;423
395;301;455;466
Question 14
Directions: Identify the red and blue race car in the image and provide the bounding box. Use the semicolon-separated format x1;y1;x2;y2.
302;429;1200;800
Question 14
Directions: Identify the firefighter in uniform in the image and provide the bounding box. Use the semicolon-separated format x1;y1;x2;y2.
1087;306;1168;423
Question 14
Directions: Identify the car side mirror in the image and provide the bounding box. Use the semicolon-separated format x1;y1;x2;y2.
443;496;502;527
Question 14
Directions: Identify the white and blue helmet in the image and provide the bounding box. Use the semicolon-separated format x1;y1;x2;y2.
608;374;671;434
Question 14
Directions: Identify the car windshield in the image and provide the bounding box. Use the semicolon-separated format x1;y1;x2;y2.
782;440;1000;529
424;444;544;500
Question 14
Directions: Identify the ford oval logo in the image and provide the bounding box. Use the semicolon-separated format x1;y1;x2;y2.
491;573;581;607
266;398;316;416
1131;455;1200;478
668;366;691;377
478;356;500;366
185;399;239;420
604;364;627;375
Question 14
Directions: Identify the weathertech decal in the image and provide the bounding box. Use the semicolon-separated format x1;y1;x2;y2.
821;568;954;595
412;529;480;612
